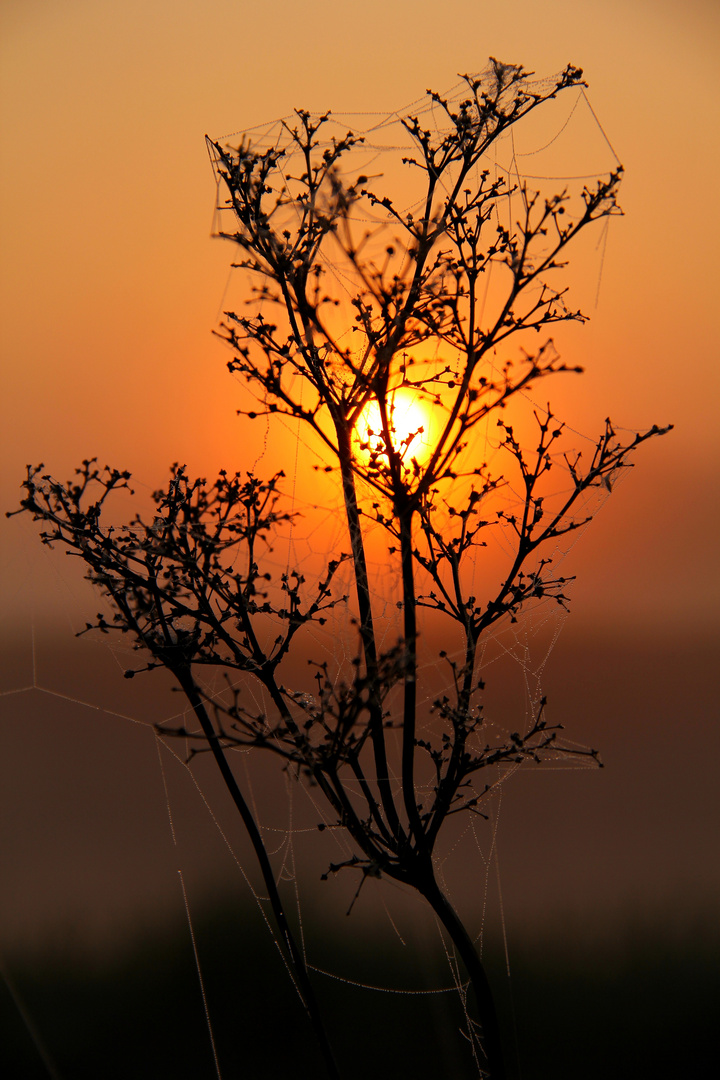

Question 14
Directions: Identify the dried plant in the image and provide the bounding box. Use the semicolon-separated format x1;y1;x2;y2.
12;60;670;1078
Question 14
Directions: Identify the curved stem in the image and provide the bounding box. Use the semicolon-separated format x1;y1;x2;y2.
419;869;506;1079
175;670;342;1080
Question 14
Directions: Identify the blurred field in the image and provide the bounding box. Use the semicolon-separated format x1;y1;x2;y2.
3;892;717;1079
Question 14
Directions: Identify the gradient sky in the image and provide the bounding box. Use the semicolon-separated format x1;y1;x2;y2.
1;0;718;988
2;0;719;638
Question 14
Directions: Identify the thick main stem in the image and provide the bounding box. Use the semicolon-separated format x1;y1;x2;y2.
175;670;342;1080
419;868;506;1080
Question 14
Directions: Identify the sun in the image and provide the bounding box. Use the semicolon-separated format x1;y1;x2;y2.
354;388;437;465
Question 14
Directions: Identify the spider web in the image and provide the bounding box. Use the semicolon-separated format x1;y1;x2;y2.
2;63;625;1079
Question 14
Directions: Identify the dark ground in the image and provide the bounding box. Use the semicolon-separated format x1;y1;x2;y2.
3;894;718;1080
2;632;717;1078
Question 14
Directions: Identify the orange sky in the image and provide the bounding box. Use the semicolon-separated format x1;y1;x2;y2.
1;0;719;642
1;6;719;1035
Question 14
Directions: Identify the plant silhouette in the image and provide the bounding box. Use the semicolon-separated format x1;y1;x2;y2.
12;60;671;1078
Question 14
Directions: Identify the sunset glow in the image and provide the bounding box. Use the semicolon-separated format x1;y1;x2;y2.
354;388;438;465
2;4;717;1077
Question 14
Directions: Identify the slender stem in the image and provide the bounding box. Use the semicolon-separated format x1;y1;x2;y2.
398;505;425;846
175;670;342;1080
336;423;404;844
426;629;478;850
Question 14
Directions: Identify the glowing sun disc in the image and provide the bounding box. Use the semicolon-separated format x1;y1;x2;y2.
355;388;436;464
